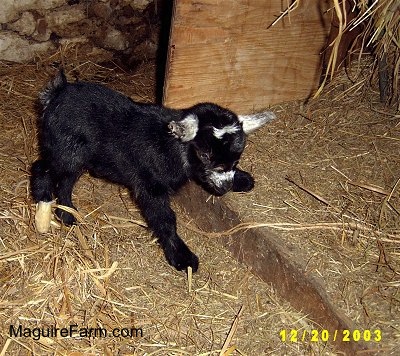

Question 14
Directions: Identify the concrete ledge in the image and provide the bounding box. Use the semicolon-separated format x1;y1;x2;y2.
175;183;370;355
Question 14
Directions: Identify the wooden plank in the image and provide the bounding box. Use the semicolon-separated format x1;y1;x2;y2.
163;0;332;113
174;183;371;354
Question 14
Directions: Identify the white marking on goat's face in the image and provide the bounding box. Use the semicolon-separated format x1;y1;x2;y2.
238;111;276;134
209;170;235;189
212;124;241;139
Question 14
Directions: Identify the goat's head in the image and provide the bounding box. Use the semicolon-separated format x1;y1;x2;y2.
169;103;276;195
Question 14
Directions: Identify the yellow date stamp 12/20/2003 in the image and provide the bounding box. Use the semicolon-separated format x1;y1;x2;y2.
280;329;382;343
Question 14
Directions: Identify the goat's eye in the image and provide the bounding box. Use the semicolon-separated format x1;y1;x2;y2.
198;152;210;163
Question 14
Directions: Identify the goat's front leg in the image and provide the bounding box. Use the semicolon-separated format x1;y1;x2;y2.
134;189;199;272
232;168;255;192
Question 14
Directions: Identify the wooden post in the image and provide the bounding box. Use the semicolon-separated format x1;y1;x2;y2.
163;0;332;113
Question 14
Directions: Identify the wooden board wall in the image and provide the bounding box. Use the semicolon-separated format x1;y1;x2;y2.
163;0;332;113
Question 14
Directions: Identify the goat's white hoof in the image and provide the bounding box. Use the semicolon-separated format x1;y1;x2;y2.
35;201;52;233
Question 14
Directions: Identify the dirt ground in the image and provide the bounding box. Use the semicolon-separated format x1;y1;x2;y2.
0;51;345;355
225;61;400;354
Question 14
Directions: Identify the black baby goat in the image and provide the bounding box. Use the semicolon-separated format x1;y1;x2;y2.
31;70;275;272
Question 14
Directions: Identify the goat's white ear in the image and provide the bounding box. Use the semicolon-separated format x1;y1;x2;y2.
168;114;199;142
238;111;276;134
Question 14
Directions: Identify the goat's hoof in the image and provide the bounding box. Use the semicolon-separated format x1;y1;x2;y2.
35;201;53;233
55;208;77;226
166;241;199;272
232;170;255;192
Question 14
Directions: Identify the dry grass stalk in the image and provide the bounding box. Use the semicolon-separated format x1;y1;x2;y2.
184;219;399;244
268;0;300;28
219;305;243;356
314;0;348;97
285;175;334;207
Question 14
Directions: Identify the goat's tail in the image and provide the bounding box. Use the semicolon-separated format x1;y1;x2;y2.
31;160;54;233
39;69;67;107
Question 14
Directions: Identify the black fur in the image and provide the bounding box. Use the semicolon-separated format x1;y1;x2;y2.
31;71;259;272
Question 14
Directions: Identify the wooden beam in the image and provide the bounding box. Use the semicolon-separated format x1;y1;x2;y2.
174;183;370;354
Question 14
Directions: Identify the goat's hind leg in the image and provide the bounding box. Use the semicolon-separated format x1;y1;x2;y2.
53;170;81;226
31;160;54;203
31;159;55;233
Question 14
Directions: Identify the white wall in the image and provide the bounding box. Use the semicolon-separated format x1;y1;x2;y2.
0;0;154;63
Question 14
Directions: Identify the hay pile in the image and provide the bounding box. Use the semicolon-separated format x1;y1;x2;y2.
324;0;399;104
226;58;400;353
0;48;337;355
274;0;400;105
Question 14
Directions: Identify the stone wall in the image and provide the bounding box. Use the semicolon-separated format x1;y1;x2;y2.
0;0;160;65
